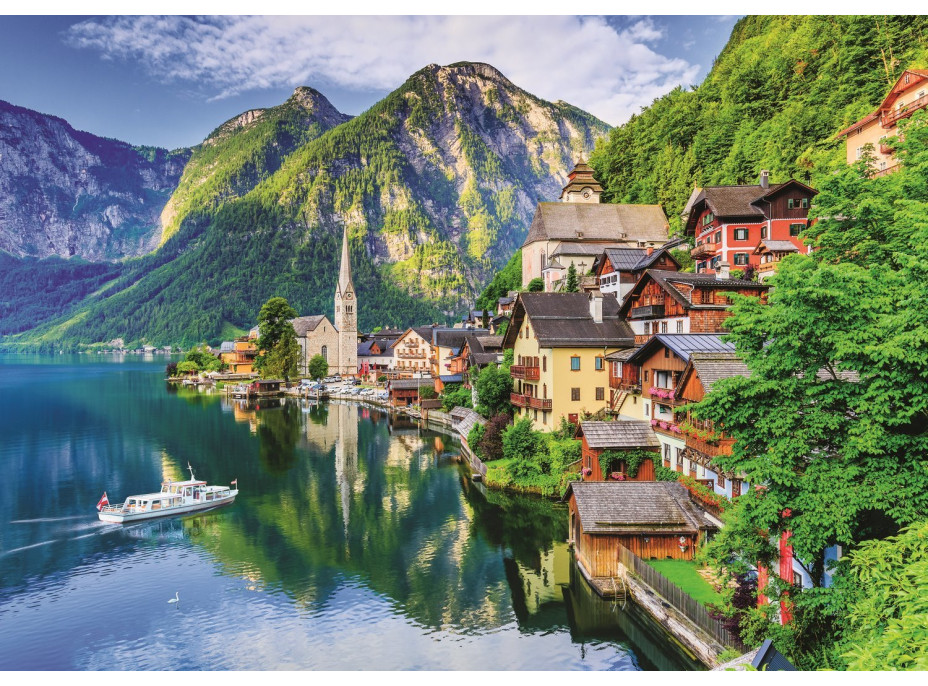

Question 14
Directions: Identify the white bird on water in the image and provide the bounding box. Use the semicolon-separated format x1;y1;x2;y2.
168;592;179;604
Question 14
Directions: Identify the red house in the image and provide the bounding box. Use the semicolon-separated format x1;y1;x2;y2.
683;173;818;275
576;420;660;481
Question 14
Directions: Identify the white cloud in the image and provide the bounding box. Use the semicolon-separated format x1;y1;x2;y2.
64;15;700;125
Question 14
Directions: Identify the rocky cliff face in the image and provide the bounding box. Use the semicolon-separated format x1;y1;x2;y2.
0;100;189;261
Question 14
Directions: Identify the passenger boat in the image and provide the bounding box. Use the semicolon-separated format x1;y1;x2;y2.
97;465;238;523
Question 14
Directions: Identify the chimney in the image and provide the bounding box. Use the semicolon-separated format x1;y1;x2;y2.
716;261;731;280
646;246;654;256
759;170;770;189
589;291;603;323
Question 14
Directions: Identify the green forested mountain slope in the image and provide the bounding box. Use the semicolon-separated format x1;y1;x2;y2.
7;62;609;347
590;15;928;230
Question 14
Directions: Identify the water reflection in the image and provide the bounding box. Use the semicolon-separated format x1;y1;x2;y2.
0;356;700;670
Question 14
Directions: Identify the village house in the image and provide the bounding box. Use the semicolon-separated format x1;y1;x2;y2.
387;378;435;407
565;481;720;581
752;240;800;282
618;269;770;345
502;291;634;430
836;68;928;176
682;173;818;275
591;243;682;306
218;335;258;374
431;328;487;392
388;326;437;379
675;351;753;499
448;334;504;389
620;334;754;498
356;338;394;382
521;159;671;288
576;420;660;481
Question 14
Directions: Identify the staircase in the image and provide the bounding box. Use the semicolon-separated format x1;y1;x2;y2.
610;390;628;414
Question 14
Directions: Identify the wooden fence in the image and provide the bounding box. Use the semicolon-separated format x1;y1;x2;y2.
617;544;745;651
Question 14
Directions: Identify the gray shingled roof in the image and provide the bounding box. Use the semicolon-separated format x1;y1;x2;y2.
626;334;736;366
456;409;486;440
688;352;751;392
389;379;435;391
515;292;635;348
566;481;714;534
580;420;660;449
523;202;669;247
757;240;799;253
450;406;471;421
290;315;329;336
605;347;640;362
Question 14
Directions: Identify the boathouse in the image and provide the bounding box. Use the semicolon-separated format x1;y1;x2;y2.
577;420;660;481
565;481;718;579
387;378;435;407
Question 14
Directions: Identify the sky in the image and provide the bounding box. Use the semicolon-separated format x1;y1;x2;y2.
0;14;741;150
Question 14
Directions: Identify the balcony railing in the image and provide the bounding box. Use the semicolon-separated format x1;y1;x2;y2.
510;392;528;408
630;303;665;319
685;434;734;458
510;365;540;380
691;242;719;260
609;375;641;392
756;261;779;274
881;93;928;127
528;396;552;410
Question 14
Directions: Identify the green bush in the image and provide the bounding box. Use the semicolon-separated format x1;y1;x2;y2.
654;465;680;481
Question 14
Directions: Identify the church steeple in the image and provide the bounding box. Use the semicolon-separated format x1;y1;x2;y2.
333;226;358;376
559;155;603;203
337;225;353;297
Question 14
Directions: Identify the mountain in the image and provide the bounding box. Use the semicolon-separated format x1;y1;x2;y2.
589;15;928;228
0;99;189;261
3;61;610;347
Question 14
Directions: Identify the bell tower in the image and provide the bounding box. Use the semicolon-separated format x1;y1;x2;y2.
559;154;603;203
334;226;358;376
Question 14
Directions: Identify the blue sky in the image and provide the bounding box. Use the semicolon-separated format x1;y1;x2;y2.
0;15;740;150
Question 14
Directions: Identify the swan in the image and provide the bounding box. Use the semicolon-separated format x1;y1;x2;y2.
168;591;179;604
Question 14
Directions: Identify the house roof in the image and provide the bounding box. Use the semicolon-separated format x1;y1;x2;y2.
579;420;660;449
389;379;435;391
755;240;799;254
595;245;683;275
687;352;751;393
503;292;635;349
290;315;330;336
551;241;625;258
456;408;486;439
564;481;715;535
434;329;486;349
523;202;669;247
605;347;640;362
626;334;736;366
682;179;818;234
439;374;463;383
449;406;470;421
219;341;235;353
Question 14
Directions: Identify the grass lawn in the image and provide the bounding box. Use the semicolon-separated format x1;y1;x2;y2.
645;559;723;606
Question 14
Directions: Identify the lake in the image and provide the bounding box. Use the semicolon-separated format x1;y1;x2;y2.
0;354;701;670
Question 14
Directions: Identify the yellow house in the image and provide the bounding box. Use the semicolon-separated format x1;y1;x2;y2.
219;337;258;374
836;68;928;176
502;292;635;431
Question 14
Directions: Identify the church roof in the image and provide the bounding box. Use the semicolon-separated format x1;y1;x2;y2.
337;225;354;297
290;315;331;336
522;203;670;247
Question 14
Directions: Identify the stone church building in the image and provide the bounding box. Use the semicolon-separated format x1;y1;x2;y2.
292;227;359;377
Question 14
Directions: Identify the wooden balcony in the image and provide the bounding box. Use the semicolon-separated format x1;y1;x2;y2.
510;392;528;408
881;93;928;127
527;396;552;410
609;376;640;391
756;261;779;274
630;303;665;319
510;365;540;380
691;242;719;260
685;434;734;458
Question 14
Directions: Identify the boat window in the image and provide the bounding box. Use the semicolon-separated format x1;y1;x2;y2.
152;501;161;510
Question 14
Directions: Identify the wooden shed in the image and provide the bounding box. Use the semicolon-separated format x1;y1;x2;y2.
577;420;660;481
564;481;718;579
387;378;435;407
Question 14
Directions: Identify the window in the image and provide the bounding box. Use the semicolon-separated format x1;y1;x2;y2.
801;198;809;209
570;356;580;371
790;223;805;237
761;225;768;240
346;305;352;313
732;479;742;497
793;572;803;587
702;212;714;226
534;409;538;421
733;253;749;266
655;370;672;388
643;370;649;382
710;256;721;270
855;146;864;160
571;388;580;401
675;449;683;466
543;383;547;399
660;321;668;334
595;356;604;371
718;472;725;488
665;444;672;461
321;345;328;361
734;228;748;241
714;230;722;244
676;320;684;333
596;387;604;401
787;198;794;209
542;356;547;372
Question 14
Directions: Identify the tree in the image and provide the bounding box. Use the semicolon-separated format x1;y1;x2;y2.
503;416;543;478
696;113;928;665
440;383;472;412
184;343;221;372
565;263;579;292
527;277;544;292
474;363;513;417
419;386;437;400
254;297;299;381
307;354;328;380
478;413;510;461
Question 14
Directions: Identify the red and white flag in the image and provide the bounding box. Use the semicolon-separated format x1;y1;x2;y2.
231;479;238;487
96;492;109;511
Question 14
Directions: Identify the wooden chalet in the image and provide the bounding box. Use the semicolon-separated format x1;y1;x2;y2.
449;334;504;388
676;352;753;499
606;346;642;417
618;269;769;345
682;173;818;275
753;240;800;282
577;420;660;481
248;379;284;396
565;482;719;578
387;378;435;407
592;243;682;306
